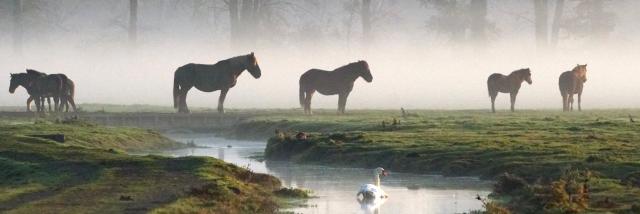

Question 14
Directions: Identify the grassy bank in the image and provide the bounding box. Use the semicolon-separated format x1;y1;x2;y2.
220;109;640;213
0;119;284;213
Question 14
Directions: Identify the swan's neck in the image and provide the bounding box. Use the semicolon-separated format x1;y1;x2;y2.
374;174;380;187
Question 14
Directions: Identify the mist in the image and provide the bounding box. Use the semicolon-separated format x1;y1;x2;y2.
2;0;639;110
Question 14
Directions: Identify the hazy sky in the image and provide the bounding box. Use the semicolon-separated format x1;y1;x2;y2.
1;0;639;110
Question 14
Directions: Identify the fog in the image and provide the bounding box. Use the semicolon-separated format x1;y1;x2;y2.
1;0;639;110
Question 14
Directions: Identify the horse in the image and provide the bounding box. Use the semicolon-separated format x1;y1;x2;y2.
487;68;532;113
9;69;76;113
9;72;53;112
173;52;261;113
26;69;71;113
299;60;372;115
559;64;587;111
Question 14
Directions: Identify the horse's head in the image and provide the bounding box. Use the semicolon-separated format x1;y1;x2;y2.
245;52;261;79
523;68;532;84
358;60;373;83
573;64;587;83
9;73;28;93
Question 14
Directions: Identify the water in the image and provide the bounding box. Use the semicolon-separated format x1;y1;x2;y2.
163;134;492;214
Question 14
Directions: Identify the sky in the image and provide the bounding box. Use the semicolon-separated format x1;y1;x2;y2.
1;0;639;110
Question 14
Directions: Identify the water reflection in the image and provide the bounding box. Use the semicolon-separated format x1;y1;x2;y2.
162;134;492;214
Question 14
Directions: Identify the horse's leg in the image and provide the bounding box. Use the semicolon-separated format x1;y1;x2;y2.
305;90;315;115
47;97;52;112
218;88;229;114
67;96;76;112
490;94;497;113
561;94;567;111
34;97;41;113
338;92;350;114
569;94;574;111
26;96;33;112
53;96;60;112
578;92;582;111
510;92;517;112
179;87;192;113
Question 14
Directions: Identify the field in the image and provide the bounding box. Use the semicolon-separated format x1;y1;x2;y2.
216;109;640;213
0;119;283;213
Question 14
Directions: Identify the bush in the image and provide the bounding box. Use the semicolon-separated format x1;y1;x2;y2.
494;173;528;194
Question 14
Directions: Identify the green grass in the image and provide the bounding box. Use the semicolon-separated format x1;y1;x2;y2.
0;119;284;213
214;109;640;213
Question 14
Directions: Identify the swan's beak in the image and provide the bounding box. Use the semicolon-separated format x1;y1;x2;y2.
382;170;389;177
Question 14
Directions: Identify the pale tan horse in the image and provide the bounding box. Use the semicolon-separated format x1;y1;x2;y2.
487;68;532;113
559;64;588;111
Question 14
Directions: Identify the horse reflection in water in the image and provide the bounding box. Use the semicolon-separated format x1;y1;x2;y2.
358;197;387;214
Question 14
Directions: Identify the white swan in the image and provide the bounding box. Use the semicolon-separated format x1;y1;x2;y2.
357;167;389;200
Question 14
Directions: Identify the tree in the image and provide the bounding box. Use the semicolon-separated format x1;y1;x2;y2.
469;0;487;45
361;0;371;49
563;0;616;42
534;0;549;48
129;0;138;46
418;0;493;46
550;0;564;47
12;0;23;54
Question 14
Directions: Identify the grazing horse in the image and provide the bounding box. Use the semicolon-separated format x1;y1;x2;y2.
487;68;532;113
173;52;262;113
299;60;373;115
559;64;587;111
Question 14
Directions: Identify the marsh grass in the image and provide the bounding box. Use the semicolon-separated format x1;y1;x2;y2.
223;109;640;213
0;119;284;213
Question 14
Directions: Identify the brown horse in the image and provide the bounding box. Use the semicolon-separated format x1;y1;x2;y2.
26;69;77;112
559;64;587;111
173;53;261;113
9;69;76;113
487;68;532;113
9;71;52;112
299;60;372;115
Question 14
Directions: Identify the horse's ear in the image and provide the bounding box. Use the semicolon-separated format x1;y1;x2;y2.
250;52;254;56
584;64;587;67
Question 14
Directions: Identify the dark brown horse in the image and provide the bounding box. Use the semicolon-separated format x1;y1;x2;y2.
9;72;52;112
173;53;261;113
27;69;77;112
10;69;76;112
487;68;532;113
299;60;372;115
559;64;587;111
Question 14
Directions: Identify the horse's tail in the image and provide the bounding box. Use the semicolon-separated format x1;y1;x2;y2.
67;78;75;99
299;80;305;108
173;70;180;109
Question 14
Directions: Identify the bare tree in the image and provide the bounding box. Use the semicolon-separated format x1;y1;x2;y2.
129;0;137;45
469;0;487;45
534;0;549;48
550;0;564;47
12;0;23;54
361;0;371;49
419;0;493;45
563;0;616;41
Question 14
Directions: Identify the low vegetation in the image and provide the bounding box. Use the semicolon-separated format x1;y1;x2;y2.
0;118;288;213
222;109;640;213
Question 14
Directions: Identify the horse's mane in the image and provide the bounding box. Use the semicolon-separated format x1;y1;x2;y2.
215;55;247;66
26;69;46;76
510;68;530;76
333;61;364;72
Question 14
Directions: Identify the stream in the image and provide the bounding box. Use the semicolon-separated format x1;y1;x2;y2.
162;134;492;214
